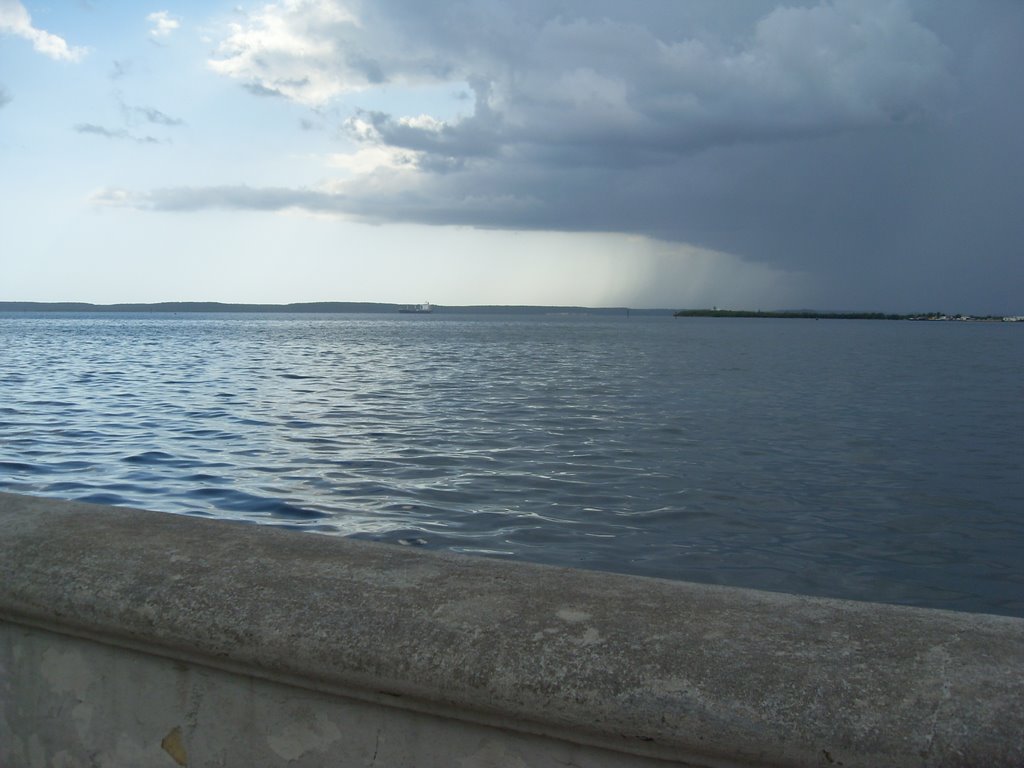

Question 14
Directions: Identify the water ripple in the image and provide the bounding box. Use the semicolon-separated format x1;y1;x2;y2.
1;312;1023;617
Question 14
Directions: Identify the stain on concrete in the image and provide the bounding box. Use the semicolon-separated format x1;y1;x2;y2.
575;627;602;646
556;608;591;623
457;739;530;768
41;647;96;697
266;711;343;761
161;726;188;766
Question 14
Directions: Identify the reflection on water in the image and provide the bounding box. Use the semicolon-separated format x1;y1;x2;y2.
1;312;1023;617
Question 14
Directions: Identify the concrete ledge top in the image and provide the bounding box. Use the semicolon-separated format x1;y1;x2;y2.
2;491;1023;767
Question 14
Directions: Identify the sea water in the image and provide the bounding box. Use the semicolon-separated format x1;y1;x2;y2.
1;312;1022;616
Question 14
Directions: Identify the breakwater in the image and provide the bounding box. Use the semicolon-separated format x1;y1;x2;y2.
2;492;1023;766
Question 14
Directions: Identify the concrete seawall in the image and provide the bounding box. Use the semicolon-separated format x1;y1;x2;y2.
1;491;1022;767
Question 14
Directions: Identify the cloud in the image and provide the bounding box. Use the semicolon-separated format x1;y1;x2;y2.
0;85;10;107
147;10;180;39
91;185;335;211
74;123;162;144
116;95;184;126
201;0;956;225
208;0;366;104
73;92;182;148
136;106;182;126
212;0;948;136
243;82;290;99
0;0;87;61
197;1;957;232
117;0;1024;310
110;59;130;79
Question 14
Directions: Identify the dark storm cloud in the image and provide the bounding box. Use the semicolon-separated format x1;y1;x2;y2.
150;0;1024;310
345;100;502;163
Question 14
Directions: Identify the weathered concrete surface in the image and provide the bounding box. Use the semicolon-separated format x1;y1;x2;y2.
2;622;669;768
1;491;1023;767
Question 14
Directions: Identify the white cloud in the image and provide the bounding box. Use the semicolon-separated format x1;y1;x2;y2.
0;0;86;61
208;0;365;105
89;187;133;207
398;114;444;132
147;10;180;39
89;184;342;213
326;146;416;175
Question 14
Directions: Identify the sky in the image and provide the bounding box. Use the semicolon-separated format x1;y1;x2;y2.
1;1;1022;311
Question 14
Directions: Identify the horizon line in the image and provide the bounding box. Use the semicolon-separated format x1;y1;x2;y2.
2;300;1018;316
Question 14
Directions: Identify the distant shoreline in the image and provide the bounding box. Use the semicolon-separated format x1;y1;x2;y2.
673;309;1021;322
0;302;1018;321
0;301;665;316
